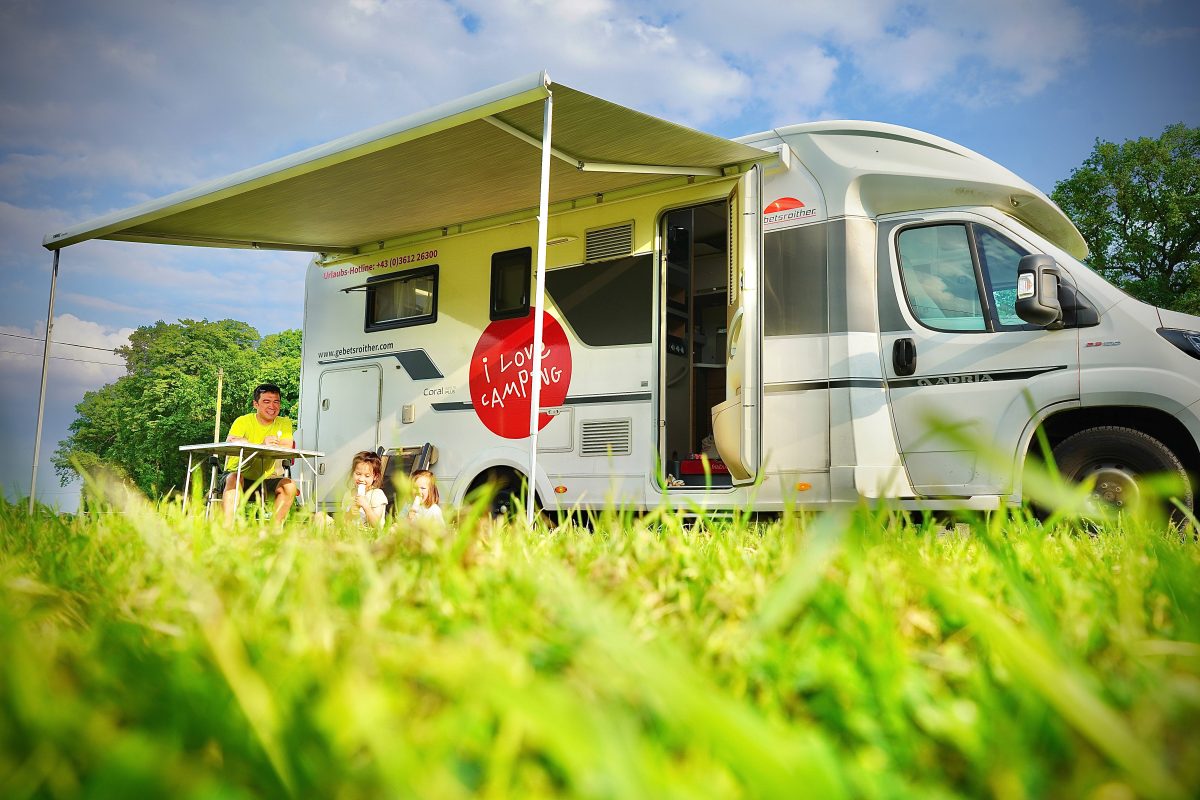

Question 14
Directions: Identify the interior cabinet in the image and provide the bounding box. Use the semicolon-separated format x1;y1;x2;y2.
665;262;689;358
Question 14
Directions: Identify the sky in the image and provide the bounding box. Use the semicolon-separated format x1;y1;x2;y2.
1;0;1198;510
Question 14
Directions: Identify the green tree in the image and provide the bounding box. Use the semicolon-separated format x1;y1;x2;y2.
1051;123;1200;314
53;319;302;497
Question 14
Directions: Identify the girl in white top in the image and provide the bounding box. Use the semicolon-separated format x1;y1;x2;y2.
406;469;444;525
345;450;388;527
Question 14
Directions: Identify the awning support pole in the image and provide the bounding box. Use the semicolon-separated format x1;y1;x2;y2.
30;249;60;514
526;89;553;527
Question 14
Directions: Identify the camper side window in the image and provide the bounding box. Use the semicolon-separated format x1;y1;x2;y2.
545;254;653;346
364;265;438;332
491;247;532;320
764;224;828;336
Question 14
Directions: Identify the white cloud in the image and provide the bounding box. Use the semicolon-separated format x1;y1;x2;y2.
0;314;130;389
0;201;71;252
1;0;1091;220
667;0;1087;115
0;148;204;201
61;292;165;318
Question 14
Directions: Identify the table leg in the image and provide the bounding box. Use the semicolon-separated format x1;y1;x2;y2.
183;453;194;513
235;448;245;513
205;463;218;519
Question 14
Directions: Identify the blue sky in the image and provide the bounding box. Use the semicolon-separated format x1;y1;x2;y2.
1;0;1198;509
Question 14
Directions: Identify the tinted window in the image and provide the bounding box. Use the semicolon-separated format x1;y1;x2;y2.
764;225;828;336
896;225;986;331
546;254;653;346
365;265;438;332
491;247;531;320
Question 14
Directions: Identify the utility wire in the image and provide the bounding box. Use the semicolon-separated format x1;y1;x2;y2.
0;330;122;353
0;348;125;367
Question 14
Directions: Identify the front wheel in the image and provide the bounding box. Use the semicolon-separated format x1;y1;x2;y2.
1051;426;1193;522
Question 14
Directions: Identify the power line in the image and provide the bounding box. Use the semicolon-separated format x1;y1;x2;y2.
0;331;122;353
0;348;125;367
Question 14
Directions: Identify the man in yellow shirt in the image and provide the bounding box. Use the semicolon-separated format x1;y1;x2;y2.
221;383;299;525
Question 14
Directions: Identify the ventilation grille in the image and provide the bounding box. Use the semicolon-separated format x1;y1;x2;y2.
580;418;632;457
586;222;633;262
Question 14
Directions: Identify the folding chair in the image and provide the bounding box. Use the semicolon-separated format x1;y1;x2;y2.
377;443;438;517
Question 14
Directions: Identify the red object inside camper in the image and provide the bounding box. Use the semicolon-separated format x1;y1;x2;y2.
679;457;729;475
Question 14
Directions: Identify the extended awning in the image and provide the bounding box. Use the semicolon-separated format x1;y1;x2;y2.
33;70;770;521
43;71;767;253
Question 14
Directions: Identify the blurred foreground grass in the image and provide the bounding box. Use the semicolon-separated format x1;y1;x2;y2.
1;491;1198;799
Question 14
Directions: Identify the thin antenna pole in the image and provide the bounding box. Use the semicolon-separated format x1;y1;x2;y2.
30;249;60;514
213;367;224;442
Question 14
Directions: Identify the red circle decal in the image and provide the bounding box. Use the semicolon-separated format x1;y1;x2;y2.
469;312;572;439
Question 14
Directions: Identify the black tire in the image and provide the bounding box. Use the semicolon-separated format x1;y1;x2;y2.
468;468;532;520
490;470;522;518
1051;426;1194;521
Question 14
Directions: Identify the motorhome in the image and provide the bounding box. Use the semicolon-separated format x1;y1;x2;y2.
40;72;1200;518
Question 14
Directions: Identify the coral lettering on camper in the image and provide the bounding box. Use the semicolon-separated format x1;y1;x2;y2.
469;312;572;439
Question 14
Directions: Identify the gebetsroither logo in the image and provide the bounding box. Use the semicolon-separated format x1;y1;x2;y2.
764;197;804;214
763;196;818;225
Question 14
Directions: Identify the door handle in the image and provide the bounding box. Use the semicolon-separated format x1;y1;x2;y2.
893;338;917;376
727;307;744;359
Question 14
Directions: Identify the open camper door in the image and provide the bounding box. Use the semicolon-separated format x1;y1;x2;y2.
711;166;763;483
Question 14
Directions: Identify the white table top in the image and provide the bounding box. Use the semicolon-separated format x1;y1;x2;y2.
179;441;324;458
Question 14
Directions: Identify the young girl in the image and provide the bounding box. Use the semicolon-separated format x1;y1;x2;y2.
405;469;444;524
345;450;388;527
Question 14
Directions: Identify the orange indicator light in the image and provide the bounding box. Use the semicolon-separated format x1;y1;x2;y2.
554;485;568;494
795;482;812;492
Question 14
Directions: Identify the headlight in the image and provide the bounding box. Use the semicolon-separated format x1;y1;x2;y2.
1158;328;1200;360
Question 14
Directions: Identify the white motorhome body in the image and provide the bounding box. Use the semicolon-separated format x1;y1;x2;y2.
295;103;1200;516
40;73;1200;516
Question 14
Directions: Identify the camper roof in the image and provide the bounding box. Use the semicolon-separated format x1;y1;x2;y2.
42;72;767;254
737;121;1088;259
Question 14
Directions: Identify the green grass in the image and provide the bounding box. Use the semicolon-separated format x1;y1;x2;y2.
1;486;1198;799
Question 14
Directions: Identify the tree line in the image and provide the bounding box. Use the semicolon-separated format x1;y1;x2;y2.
1051;123;1198;315
54;319;300;498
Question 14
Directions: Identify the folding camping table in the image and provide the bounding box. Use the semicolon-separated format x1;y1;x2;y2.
179;441;324;514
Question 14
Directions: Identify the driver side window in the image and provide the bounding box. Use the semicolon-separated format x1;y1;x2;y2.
896;225;985;331
896;222;1032;332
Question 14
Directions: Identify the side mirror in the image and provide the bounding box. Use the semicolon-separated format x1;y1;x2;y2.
1016;254;1063;328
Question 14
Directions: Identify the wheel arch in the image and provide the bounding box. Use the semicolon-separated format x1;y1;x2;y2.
451;448;551;511
1025;405;1200;484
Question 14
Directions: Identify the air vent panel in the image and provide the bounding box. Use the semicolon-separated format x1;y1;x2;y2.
585;222;633;262
580;418;632;457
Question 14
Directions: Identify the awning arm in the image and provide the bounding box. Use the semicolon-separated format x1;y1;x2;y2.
483;115;581;168
483;115;723;177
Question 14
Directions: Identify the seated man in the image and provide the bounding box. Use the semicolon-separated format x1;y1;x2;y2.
221;382;298;525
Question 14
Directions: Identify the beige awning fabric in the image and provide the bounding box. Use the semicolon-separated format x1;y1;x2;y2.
43;71;767;254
